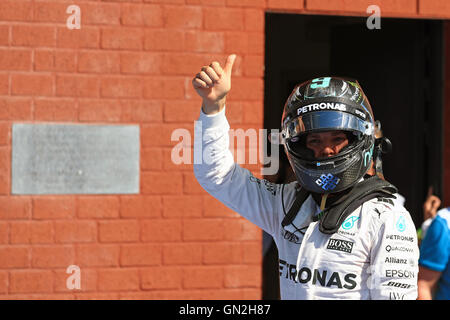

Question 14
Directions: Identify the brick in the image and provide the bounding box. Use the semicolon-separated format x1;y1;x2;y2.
242;101;263;124
10;221;54;244
141;219;182;242
121;3;163;27
141;172;183;194
120;244;162;266
120;52;163;75
11;25;55;47
0;197;32;220
183;219;224;241
267;0;304;10
224;265;261;288
204;8;245;31
243;54;264;77
0;147;9;174
183;172;206;195
306;0;416;14
79;2;121;25
0;123;10;146
141;267;182;290
244;9;264;32
183;266;223;289
226;0;265;7
120;196;161;218
33;197;76;220
185;31;225;53
0;98;33;120
11;74;53;96
97;268;139;291
56;75;99;98
0;1;33;22
0;222;7;244
101;27;143;50
225;32;248;54
34;98;77;121
76;244;119;267
34;1;67;23
163;100;201;123
100;77;142;98
0;26;8;46
143;29;184;51
228;77;263;100
141;123;192;148
35;49;76;72
54;221;97;243
141;148;163;171
0;246;29;268
0;271;7;294
203;242;242;264
203;196;239;218
78;99;122;122
164;5;202;29
241;241;261;264
0;74;8;95
247;32;264;55
0;49;31;71
162;196;202;218
31;245;75;268
142;77;185;99
78;197;119;219
145;0;185;3
186;0;225;4
163;243;202;265
9;270;53;294
0;173;9;195
57;27;100;49
120;100;163;123
420;0;450;16
162;52;219;76
98;220;139;243
78;51;120;74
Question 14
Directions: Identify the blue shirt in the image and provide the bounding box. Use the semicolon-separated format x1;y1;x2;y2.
419;208;450;300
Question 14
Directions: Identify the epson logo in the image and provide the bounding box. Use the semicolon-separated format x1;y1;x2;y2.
326;239;354;253
386;269;416;279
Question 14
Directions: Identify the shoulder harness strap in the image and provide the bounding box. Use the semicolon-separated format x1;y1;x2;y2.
281;176;398;235
281;185;310;228
317;176;398;234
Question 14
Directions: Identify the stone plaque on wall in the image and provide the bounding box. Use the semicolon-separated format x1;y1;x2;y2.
12;124;140;195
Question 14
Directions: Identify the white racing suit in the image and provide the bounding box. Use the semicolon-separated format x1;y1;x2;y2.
193;108;419;300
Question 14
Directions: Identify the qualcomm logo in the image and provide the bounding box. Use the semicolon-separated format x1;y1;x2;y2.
315;174;340;191
341;216;360;230
396;216;406;232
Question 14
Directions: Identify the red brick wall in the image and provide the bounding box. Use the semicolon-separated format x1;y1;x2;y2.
0;0;448;299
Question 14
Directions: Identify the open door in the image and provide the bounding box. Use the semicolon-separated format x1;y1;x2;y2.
263;13;444;299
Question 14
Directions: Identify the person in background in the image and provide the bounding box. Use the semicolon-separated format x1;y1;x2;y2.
417;196;449;300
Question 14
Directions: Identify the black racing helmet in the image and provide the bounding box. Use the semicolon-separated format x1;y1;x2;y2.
281;77;376;194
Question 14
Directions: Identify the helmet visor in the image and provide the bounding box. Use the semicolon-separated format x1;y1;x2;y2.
283;111;373;140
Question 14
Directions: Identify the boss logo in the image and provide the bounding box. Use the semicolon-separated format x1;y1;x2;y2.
326;238;354;253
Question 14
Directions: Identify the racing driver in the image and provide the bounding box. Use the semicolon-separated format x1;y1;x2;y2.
192;54;419;300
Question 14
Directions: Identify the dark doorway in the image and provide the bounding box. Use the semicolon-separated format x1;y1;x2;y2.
263;13;444;300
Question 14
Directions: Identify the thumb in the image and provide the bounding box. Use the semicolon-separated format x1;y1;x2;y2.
224;54;236;75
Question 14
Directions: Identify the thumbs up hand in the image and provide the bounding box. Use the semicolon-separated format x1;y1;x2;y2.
192;54;236;115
